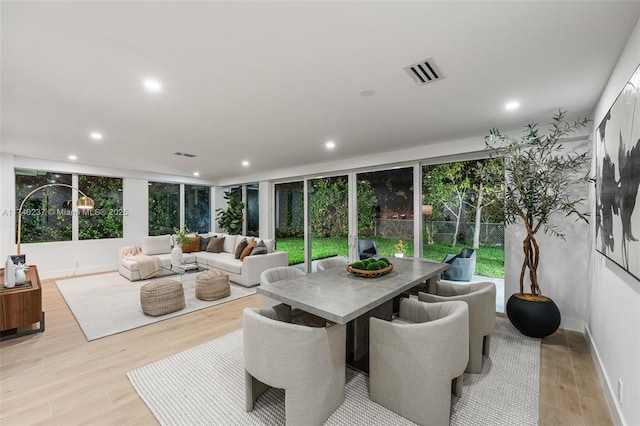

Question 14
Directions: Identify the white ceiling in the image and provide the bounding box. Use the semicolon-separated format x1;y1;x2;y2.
2;1;639;183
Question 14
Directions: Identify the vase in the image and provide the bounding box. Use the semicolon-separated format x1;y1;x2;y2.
506;293;561;338
4;257;16;288
394;253;404;258
15;268;26;285
171;246;183;267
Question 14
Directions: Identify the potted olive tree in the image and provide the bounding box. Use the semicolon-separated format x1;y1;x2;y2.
485;110;591;338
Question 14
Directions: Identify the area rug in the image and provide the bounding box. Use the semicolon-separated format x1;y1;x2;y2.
55;272;256;341
127;317;540;425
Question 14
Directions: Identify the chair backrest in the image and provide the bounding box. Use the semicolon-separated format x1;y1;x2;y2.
260;266;305;285
316;257;348;271
358;239;379;260
459;248;475;258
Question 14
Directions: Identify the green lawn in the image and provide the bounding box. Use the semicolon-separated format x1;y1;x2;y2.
276;237;504;278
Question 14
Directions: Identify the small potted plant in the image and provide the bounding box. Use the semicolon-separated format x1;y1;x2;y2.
485;110;591;338
171;226;192;266
394;240;406;258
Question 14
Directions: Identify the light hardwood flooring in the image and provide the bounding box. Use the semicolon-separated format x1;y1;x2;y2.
1;275;612;425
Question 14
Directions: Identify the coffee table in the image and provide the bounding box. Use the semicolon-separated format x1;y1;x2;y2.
160;264;206;281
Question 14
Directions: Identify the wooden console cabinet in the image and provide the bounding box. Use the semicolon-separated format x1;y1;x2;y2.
0;265;44;340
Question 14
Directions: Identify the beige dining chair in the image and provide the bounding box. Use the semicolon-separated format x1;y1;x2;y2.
418;281;496;373
316;257;348;271
259;266;305;308
369;299;469;426
243;306;346;426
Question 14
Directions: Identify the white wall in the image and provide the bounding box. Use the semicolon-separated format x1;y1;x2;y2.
587;16;640;426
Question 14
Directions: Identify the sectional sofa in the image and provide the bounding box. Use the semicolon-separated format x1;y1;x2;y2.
119;233;288;287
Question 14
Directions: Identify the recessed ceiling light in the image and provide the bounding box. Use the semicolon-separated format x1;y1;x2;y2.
326;141;336;149
505;101;520;111
242;161;250;167
360;89;375;97
90;132;103;140
143;78;163;93
68;155;77;160
193;171;200;177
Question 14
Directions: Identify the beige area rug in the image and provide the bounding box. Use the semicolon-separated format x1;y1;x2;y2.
128;318;540;425
55;272;256;341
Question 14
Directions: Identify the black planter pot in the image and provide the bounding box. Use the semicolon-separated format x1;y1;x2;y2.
506;294;561;338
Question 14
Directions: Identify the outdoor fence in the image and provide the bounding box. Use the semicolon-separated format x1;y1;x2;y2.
374;219;504;246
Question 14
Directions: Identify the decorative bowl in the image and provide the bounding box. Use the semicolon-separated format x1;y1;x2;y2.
346;262;393;278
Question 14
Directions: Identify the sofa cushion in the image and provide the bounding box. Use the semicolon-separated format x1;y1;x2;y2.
197;252;243;275
250;240;268;256
222;235;238;253
198;235;212;251
254;238;276;253
235;238;248;259
206;237;225;253
141;235;172;255
182;236;201;253
240;241;257;260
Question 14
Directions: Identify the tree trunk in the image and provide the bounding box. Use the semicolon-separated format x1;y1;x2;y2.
520;230;541;295
473;184;484;249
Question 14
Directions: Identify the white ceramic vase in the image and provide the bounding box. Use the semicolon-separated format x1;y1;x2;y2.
171;246;183;267
15;268;26;285
394;253;404;258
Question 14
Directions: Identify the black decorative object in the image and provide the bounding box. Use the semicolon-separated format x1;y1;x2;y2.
596;64;640;283
506;294;561;338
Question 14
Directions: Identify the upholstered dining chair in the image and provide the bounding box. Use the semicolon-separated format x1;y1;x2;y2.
316;257;348;271
259;266;305;308
441;247;476;281
357;239;379;260
369;299;469;426
418;281;496;373
243;306;346;426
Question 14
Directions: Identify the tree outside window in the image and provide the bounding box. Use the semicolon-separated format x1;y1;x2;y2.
149;182;180;236
185;184;210;233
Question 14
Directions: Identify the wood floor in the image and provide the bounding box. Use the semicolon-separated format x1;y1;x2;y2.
1;275;613;425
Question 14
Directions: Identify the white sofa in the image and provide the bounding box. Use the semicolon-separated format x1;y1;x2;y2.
119;233;289;287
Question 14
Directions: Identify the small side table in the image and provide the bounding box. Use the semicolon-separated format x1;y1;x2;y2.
0;265;45;341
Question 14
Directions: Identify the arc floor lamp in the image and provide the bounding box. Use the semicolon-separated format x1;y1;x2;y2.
16;183;95;255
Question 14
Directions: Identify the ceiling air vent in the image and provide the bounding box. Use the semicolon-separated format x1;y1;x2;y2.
404;58;443;86
173;152;197;158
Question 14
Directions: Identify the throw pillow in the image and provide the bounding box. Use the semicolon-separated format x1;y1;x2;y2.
234;238;248;259
198;235;212;251
141;235;172;255
240;241;257;260
182;236;201;253
250;240;268;256
206;237;225;253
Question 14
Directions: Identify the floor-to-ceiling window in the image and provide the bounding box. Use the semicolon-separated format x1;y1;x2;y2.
246;184;259;236
274;181;304;265
357;167;414;258
148;182;180;236
308;175;350;265
185;184;210;233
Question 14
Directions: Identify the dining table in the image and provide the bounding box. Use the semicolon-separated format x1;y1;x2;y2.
257;256;450;371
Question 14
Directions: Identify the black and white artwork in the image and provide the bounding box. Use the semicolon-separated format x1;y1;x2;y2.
596;64;640;282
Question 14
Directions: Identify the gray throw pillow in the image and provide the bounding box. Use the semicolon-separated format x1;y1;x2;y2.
235;238;248;259
250;240;268;256
206;237;225;253
199;236;211;251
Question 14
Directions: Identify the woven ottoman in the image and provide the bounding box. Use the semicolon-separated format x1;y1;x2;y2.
140;279;185;316
195;269;230;301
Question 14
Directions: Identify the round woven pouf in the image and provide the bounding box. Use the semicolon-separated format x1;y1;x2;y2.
196;269;230;301
140;279;185;316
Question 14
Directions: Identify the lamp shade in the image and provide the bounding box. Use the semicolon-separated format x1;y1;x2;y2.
421;205;433;215
77;196;95;210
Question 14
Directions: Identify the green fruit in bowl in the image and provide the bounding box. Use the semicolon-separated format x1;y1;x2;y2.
366;261;382;270
351;261;366;270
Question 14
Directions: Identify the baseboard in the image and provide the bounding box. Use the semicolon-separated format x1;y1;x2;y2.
40;263;119;280
559;316;584;333
584;324;625;426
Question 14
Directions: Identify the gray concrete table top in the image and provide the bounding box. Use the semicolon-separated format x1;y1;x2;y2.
257;257;450;324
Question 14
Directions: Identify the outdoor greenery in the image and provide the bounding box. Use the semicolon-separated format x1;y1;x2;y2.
78;175;123;240
149;182;180;236
279;237;505;278
485;110;590;296
216;190;245;234
185;184;210;233
15;170;73;243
